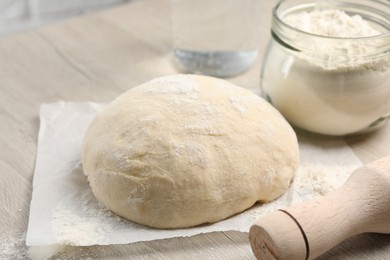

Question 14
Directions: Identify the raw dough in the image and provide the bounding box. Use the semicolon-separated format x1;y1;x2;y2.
82;74;299;229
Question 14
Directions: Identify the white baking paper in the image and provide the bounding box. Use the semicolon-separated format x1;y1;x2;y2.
26;101;362;246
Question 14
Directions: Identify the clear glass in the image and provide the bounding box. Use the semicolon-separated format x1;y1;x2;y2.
172;0;261;77
261;0;390;136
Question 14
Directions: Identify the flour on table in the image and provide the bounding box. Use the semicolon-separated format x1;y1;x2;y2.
0;233;27;259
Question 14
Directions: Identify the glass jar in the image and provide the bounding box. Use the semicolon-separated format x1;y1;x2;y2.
171;0;261;77
260;0;390;136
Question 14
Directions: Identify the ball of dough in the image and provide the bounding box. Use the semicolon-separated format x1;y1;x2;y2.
82;74;299;229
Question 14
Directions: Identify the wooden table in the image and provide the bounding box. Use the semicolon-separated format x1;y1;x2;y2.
1;0;389;259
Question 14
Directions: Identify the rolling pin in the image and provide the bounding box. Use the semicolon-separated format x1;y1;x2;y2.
249;155;390;260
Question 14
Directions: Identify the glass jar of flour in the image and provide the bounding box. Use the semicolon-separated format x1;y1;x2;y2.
261;0;390;136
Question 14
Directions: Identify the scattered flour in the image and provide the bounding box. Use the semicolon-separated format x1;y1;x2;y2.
294;162;353;197
50;188;124;246
246;160;358;218
0;233;27;259
52;206;108;246
27;245;66;260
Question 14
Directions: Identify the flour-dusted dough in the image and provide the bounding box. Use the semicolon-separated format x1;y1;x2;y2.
82;74;299;229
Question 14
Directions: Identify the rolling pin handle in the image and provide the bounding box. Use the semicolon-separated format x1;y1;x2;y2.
249;155;390;260
249;209;308;260
278;209;310;260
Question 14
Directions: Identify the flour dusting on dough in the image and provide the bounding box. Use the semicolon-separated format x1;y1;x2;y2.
229;97;247;113
172;141;207;168
146;75;199;95
185;124;225;136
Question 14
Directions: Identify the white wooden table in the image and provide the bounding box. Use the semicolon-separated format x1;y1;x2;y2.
0;0;389;258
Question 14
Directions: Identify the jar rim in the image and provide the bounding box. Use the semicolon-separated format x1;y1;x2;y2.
273;0;390;40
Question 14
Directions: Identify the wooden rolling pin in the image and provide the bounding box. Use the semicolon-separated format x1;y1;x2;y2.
249;155;390;260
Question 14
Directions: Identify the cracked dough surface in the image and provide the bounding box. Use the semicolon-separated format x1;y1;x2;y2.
82;74;299;229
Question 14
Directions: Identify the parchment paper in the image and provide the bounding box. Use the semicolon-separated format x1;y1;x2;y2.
26;101;362;246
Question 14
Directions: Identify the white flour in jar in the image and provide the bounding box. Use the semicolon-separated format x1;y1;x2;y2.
284;9;384;69
262;9;390;135
284;9;380;38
